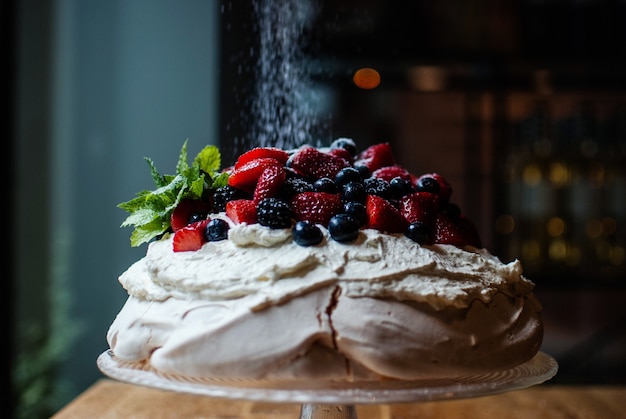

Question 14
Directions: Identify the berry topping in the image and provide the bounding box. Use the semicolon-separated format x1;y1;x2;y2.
335;167;363;187
400;192;439;225
292;221;324;246
204;218;229;242
328;214;361;242
228;157;283;192
365;194;408;234
279;177;314;199
330;137;357;156
417;173;452;205
312;177;339;193
405;221;432;245
170;199;210;232
172;219;210;252
354;142;396;171
291;192;343;226
288;146;350;180
371;165;412;183
341;181;367;204
343;201;367;226
213;186;251;213
256;198;293;229
234;147;290;169
253;165;287;204
225;199;258;224
433;212;482;248
388;176;414;199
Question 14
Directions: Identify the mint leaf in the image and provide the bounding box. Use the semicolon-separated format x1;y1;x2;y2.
118;141;227;247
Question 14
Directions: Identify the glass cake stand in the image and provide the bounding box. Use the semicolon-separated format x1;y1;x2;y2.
97;350;558;419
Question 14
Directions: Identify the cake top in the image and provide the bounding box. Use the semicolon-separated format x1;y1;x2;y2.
118;138;482;252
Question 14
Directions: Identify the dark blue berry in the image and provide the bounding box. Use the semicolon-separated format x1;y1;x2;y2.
313;177;339;193
353;164;370;179
188;213;206;225
343;201;367;226
405;222;431;244
256;198;293;229
416;176;440;193
389;177;414;199
330;138;357;156
205;218;230;241
328;214;360;242
335;167;363;188
292;221;324;246
279;177;314;199
341;181;366;203
364;177;392;199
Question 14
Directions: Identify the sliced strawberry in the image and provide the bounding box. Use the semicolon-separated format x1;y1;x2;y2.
170;199;210;232
354;142;396;172
288;146;349;180
225;199;258;224
253;165;286;204
400;191;439;224
327;147;353;165
433;212;482;248
228;157;283;192
416;173;452;206
172;219;210;252
371;165;412;183
290;192;343;226
234;147;290;169
365;194;408;234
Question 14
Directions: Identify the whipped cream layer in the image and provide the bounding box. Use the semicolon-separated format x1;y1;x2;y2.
119;219;535;311
108;220;543;381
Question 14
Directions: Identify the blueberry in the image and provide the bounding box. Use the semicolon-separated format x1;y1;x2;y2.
341;181;366;203
292;221;324;246
353;164;370;179
389;177;414;199
328;214;360;242
405;222;431;244
343;201;367;226
416;176;440;193
335;167;363;188
330;138;357;156
313;177;338;193
205;219;230;241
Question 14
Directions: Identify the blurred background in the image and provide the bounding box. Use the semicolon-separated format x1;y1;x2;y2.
7;0;626;417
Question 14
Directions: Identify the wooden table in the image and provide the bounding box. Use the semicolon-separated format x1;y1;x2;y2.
52;379;625;418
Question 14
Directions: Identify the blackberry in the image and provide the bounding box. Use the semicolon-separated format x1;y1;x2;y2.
279;177;314;199
204;218;229;241
213;186;249;213
364;177;392;199
292;221;324;246
256;198;293;229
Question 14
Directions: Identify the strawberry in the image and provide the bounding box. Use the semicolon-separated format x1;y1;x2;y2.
354;142;395;172
228;157;283;192
288;146;349;180
172;219;210;252
290;192;343;226
225;199;257;224
234;147;290;169
327;147;353;165
371;165;412;183
433;212;482;248
253;165;286;204
400;192;439;224
416;173;452;206
170;199;210;232
365;194;408;234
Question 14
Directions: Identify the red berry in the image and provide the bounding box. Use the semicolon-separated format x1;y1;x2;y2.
417;173;452;206
400;192;439;224
433;213;482;248
327;147;353;165
228;157;283;192
225;199;258;224
371;165;412;183
234;147;289;169
354;142;396;172
170;199;210;232
365;194;408;234
288;147;349;180
172;219;210;252
290;192;343;226
253;165;286;204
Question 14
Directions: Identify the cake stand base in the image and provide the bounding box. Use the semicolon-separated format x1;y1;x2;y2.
299;404;357;419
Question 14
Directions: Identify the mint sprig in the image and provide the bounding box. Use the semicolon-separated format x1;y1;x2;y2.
118;140;229;247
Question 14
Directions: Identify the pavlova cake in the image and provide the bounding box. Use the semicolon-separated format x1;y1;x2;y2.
107;139;543;381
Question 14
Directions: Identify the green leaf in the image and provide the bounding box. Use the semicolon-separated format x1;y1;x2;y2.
118;140;228;247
